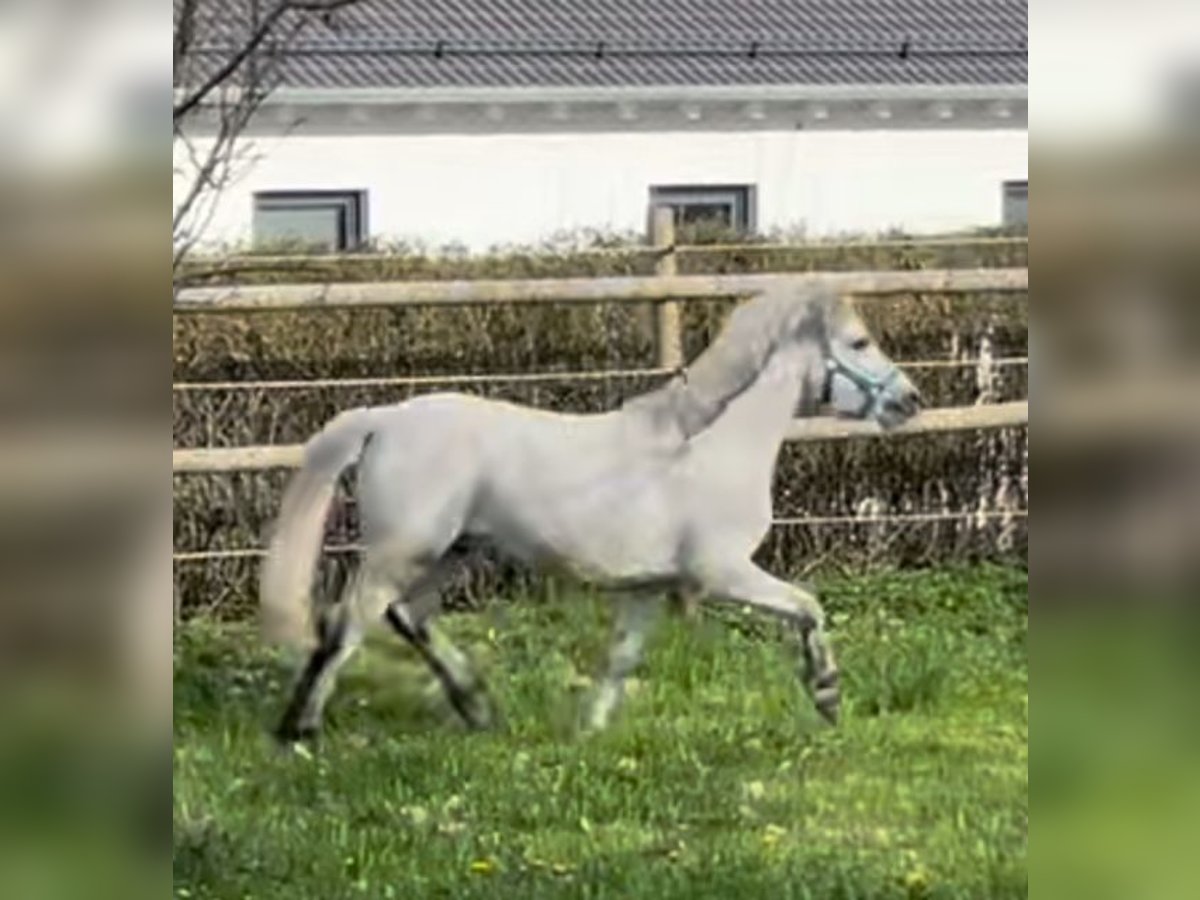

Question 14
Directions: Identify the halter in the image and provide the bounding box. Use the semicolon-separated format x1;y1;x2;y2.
823;344;902;419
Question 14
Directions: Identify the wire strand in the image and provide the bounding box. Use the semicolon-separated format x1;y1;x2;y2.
172;358;1028;393
173;510;1027;562
172;366;673;393
772;509;1028;527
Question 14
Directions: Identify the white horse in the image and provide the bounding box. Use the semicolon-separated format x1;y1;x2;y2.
261;285;921;741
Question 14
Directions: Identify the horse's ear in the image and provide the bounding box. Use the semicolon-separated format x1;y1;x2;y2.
819;290;853;329
790;286;839;336
824;289;846;317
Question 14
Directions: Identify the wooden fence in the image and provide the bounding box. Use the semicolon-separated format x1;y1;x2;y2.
173;255;1027;474
173;251;1028;578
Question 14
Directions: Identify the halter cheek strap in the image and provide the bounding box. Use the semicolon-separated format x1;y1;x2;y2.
825;348;901;418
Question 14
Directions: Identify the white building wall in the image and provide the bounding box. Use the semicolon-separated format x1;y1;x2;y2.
175;127;1027;251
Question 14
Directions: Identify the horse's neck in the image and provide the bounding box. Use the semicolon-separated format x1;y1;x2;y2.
698;342;813;454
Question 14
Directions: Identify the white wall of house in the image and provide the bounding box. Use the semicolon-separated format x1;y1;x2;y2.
175;126;1027;251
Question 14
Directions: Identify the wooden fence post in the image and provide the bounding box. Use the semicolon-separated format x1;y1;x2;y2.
651;206;683;370
653;206;689;619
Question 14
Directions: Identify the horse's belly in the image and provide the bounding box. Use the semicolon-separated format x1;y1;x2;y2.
472;475;678;583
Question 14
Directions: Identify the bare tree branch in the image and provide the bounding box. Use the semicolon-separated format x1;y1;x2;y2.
173;0;200;75
173;0;366;281
173;3;287;123
173;0;362;122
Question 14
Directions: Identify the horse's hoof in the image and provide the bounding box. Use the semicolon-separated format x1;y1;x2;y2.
461;712;490;732
448;681;499;732
812;671;840;726
274;720;320;747
816;700;840;726
464;702;503;732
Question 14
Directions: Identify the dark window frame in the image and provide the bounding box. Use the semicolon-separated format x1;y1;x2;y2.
649;184;757;236
1002;179;1028;227
252;189;368;252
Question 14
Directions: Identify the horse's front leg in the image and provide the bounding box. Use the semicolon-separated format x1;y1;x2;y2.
585;594;661;732
696;561;840;725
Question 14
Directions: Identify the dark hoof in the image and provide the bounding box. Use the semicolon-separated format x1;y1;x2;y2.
816;699;840;726
274;719;320;746
812;671;840;726
448;683;497;731
459;701;497;732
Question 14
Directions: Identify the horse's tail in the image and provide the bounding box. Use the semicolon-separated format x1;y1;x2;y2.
259;407;377;650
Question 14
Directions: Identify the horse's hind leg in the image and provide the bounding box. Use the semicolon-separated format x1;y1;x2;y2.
275;608;358;743
275;563;396;743
697;561;840;725
384;600;495;730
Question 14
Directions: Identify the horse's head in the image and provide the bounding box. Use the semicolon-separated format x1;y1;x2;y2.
819;296;923;429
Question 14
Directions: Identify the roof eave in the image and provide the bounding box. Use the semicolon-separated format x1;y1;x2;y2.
259;83;1027;107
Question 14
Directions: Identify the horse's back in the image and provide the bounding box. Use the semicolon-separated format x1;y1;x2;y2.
349;393;585;542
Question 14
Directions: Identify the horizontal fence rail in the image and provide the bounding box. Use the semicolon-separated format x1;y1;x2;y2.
175;268;1027;313
784;401;1027;442
182;235;1028;270
173;401;1028;473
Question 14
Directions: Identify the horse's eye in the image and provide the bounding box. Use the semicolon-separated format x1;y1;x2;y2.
850;338;870;351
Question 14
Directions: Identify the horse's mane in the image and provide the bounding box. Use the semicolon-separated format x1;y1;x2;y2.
623;284;838;440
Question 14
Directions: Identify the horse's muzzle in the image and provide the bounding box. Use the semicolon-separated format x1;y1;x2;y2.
885;387;923;419
877;387;923;427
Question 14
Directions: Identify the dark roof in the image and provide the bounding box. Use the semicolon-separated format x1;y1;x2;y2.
192;1;1027;90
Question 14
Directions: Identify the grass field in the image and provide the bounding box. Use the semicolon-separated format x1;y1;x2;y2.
173;567;1027;899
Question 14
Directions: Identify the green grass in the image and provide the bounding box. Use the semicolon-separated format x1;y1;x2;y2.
174;567;1027;899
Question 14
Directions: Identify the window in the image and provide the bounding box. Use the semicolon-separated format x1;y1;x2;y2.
650;184;755;236
1002;180;1028;228
253;190;367;252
